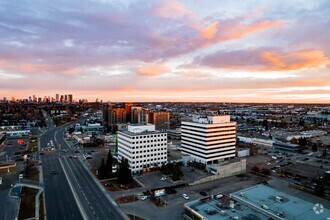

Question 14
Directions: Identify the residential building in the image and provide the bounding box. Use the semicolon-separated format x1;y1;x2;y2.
181;115;236;165
118;124;167;173
109;108;126;125
131;107;148;124
149;111;170;131
68;94;73;103
124;102;134;123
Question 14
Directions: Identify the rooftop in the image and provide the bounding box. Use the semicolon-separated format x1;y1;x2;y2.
231;184;330;220
184;196;268;220
191;114;231;124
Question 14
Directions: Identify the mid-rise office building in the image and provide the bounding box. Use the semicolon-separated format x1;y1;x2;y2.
181;115;236;165
118;124;167;173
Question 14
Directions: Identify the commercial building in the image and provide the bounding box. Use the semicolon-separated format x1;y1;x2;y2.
183;184;330;220
118;124;167;173
273;141;300;152
181;115;236;165
75;123;104;135
237;135;273;147
230;184;330;220
167;128;181;140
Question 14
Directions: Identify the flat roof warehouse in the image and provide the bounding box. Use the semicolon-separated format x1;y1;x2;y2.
183;184;330;220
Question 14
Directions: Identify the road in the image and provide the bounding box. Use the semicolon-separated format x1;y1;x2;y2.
41;112;128;220
40;115;83;220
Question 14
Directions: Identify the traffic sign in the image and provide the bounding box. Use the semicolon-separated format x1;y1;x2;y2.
19;174;23;179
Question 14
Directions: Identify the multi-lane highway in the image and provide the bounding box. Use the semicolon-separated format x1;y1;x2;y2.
40;112;128;220
40;116;83;220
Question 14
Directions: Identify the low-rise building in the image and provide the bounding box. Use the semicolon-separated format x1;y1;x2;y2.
183;184;330;220
273;141;300;152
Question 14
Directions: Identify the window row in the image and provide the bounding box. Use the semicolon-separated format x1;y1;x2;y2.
132;152;166;158
132;148;166;152
132;134;167;139
131;144;166;148
131;139;166;144
131;157;166;164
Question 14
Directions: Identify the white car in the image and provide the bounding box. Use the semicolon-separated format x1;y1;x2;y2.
266;162;271;166
182;194;189;200
160;177;167;181
141;196;148;200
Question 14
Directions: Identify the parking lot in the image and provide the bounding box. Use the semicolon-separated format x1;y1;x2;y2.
108;164;265;220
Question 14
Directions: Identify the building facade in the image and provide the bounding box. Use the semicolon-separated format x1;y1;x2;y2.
118;124;167;173
181;115;236;165
149;111;170;131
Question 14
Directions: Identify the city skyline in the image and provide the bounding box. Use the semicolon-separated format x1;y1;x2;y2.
0;0;330;103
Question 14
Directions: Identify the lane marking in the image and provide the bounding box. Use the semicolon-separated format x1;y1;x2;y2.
59;157;88;220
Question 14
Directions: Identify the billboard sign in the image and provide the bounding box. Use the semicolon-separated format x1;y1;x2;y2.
154;189;165;198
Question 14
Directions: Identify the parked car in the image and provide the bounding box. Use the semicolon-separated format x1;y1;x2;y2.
182;194;190;200
160;177;167;181
199;191;207;196
141;196;148;201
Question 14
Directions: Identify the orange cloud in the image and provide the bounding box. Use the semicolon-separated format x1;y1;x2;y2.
227;20;284;39
200;20;284;47
200;21;219;39
261;49;330;71
137;64;169;76
0;59;79;75
153;0;193;19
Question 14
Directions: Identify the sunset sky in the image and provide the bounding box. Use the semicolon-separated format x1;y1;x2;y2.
0;0;329;103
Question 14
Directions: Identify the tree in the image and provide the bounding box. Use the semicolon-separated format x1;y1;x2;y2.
106;150;113;175
290;138;298;145
98;158;107;179
298;137;307;147
171;163;183;181
312;143;318;152
314;177;325;197
160;162;184;181
251;165;260;173
117;158;133;185
322;149;327;158
114;134;119;154
261;167;271;176
262;119;269;131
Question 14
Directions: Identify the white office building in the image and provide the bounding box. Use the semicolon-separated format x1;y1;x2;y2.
181;115;236;165
118;124;167;173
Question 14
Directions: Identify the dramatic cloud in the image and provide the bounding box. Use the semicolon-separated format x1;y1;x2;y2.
197;48;330;71
0;0;329;103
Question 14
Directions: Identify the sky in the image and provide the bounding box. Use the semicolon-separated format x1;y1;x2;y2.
0;0;329;103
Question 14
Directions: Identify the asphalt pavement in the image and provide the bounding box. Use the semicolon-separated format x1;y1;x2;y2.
41;112;128;220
